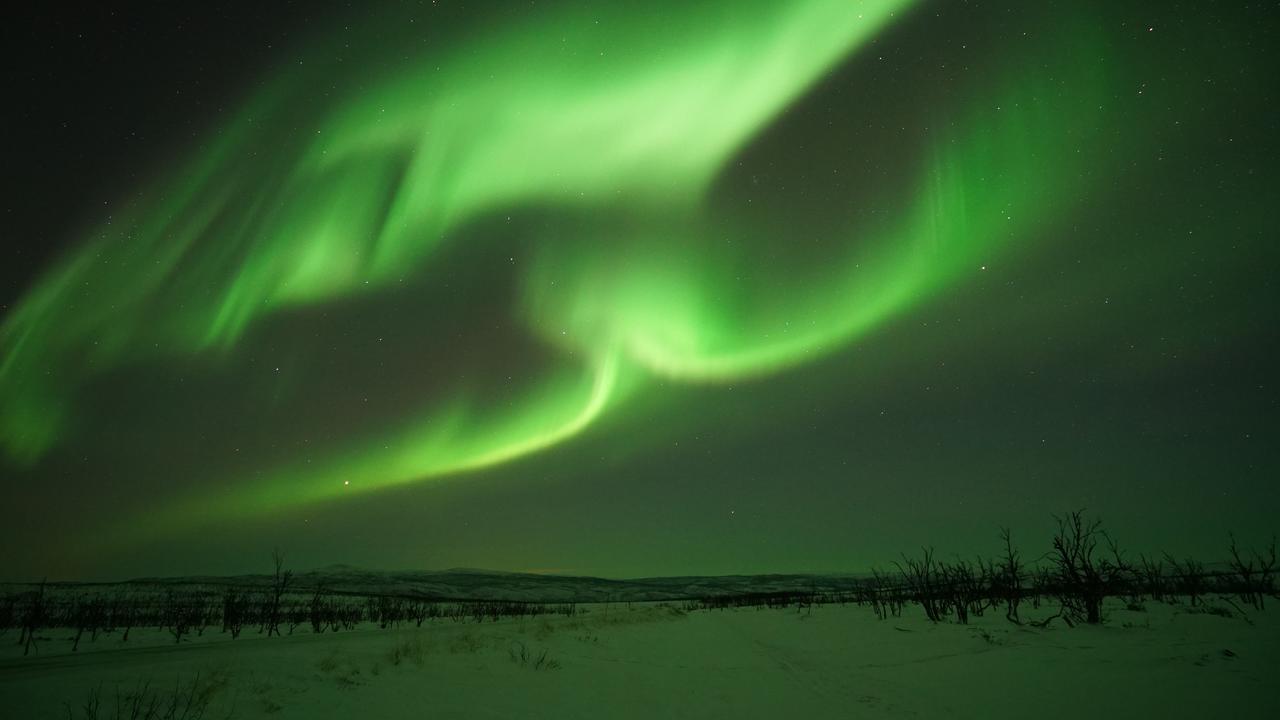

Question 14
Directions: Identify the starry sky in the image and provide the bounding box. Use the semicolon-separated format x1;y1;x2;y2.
2;1;1276;581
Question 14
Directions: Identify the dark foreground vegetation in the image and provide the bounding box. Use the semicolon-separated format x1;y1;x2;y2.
3;551;579;657
3;512;1275;659
689;512;1277;628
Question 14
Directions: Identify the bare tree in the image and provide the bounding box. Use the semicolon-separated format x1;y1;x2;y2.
867;567;901;620
1163;554;1206;606
64;672;216;720
309;585;330;634
896;548;946;622
408;598;438;628
19;580;47;656
162;591;197;644
938;559;986;624
1265;537;1279;603
1227;533;1277;611
111;593;137;643
997;527;1024;624
1136;555;1166;603
221;588;248;639
1047;510;1127;625
265;549;292;637
69;594;105;652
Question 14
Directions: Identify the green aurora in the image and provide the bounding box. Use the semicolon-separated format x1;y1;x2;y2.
4;1;919;468
1;0;1275;577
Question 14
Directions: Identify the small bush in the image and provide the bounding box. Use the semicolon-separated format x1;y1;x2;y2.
387;637;428;666
507;641;561;670
63;673;219;720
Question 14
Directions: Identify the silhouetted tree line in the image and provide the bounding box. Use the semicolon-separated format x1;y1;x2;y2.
4;515;1275;653
684;590;833;612
0;553;577;656
683;512;1276;628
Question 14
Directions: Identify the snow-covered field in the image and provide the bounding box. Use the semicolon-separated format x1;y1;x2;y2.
2;599;1275;718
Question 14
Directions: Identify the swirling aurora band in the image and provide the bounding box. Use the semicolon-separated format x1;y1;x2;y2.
1;0;1127;534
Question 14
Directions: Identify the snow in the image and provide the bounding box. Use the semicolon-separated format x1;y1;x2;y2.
2;599;1275;718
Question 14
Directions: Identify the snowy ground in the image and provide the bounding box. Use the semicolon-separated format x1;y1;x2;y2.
2;599;1275;718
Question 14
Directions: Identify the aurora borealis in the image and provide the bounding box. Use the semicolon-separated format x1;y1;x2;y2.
2;1;1276;579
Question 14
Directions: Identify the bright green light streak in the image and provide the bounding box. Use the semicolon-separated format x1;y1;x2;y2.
525;66;1104;383
1;0;916;470
0;1;1122;535
148;349;624;537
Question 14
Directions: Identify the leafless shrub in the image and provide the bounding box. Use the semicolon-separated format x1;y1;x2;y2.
996;527;1024;624
938;559;987;624
508;640;529;665
1226;533;1276;611
1045;510;1128;626
867;567;902;620
63;673;220;720
220;589;247;639
1136;555;1167;603
19;580;48;656
69;594;107;652
371;596;406;629
895;548;948;622
161;591;203;644
284;601;306;635
533;648;561;670
1164;554;1207;606
508;641;560;670
387;637;428;667
407;599;439;627
263;549;292;637
110;593;137;642
309;586;330;634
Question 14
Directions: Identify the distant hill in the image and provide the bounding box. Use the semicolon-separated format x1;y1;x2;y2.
24;567;871;603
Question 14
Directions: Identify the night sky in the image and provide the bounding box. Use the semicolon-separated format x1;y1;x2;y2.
2;1;1276;581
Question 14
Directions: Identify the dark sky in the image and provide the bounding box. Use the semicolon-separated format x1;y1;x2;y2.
2;0;1276;581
